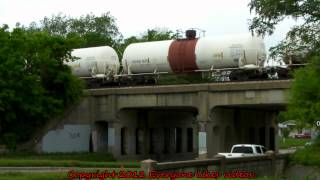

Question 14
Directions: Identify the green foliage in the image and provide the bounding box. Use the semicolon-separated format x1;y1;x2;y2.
0;172;68;180
289;145;320;167
0;159;139;168
249;0;320;62
283;56;320;128
249;0;320;130
276;112;286;123
2;133;18;152
0;152;141;168
141;28;176;41
33;12;122;49
0;25;83;143
34;13;175;61
282;128;290;139
278;137;309;149
0;152;116;162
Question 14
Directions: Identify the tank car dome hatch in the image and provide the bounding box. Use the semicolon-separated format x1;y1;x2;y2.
186;30;197;39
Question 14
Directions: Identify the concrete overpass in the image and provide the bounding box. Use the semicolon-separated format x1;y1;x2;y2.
38;80;291;160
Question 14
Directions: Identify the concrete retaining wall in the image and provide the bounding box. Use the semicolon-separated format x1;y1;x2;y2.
42;124;91;153
284;165;320;180
141;152;289;178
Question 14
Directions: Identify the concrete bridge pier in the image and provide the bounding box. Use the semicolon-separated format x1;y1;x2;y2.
91;121;108;152
197;121;210;159
106;120;120;157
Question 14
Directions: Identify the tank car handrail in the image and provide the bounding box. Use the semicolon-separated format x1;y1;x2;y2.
114;72;169;77
195;67;243;72
288;63;308;66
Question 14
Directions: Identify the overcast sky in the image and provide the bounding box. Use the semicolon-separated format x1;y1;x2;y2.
1;0;300;55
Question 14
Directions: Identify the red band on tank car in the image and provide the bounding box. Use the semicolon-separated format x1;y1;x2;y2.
168;39;198;73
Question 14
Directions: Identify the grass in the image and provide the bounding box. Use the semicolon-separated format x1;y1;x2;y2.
0;159;139;168
218;177;279;180
0;172;67;180
0;172;278;180
278;137;310;149
0;152;115;162
0;152;139;168
289;145;320;167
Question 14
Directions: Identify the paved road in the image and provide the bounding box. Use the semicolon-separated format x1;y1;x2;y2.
278;146;304;154
278;148;297;154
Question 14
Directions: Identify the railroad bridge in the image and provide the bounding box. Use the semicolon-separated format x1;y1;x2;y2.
38;80;291;160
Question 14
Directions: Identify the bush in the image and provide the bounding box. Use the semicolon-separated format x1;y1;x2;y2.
278;137;309;149
282;128;290;138
0;26;83;144
2;133;18;152
289;146;320;167
289;136;320;167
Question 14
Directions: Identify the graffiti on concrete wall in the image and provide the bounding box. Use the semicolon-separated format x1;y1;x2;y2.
42;124;91;153
69;132;81;139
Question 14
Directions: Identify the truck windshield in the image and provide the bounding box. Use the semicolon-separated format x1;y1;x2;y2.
232;147;253;153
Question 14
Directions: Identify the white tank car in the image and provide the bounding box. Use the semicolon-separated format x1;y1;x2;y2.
66;46;120;81
122;33;266;74
122;40;174;74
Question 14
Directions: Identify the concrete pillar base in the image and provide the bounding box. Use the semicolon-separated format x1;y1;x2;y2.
141;159;158;175
196;153;208;160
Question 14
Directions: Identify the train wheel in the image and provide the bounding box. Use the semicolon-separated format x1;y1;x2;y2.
146;79;156;84
229;71;249;81
238;73;249;81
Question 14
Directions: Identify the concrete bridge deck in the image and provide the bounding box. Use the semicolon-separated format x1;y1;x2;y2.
88;80;291;95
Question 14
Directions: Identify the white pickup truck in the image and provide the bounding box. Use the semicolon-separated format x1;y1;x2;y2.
218;144;267;158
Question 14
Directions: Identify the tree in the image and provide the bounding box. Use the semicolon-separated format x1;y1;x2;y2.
284;56;320;128
141;28;175;41
282;128;290;138
35;12;122;49
248;0;320;130
249;0;320;62
118;28;175;58
0;25;84;146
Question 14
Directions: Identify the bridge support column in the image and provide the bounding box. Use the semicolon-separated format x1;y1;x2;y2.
107;120;121;157
197;121;209;159
196;91;212;159
92;121;108;152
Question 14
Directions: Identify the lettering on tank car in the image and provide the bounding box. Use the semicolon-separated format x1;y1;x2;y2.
230;44;243;62
87;62;97;72
71;63;81;68
131;58;150;64
84;56;96;61
213;52;223;60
